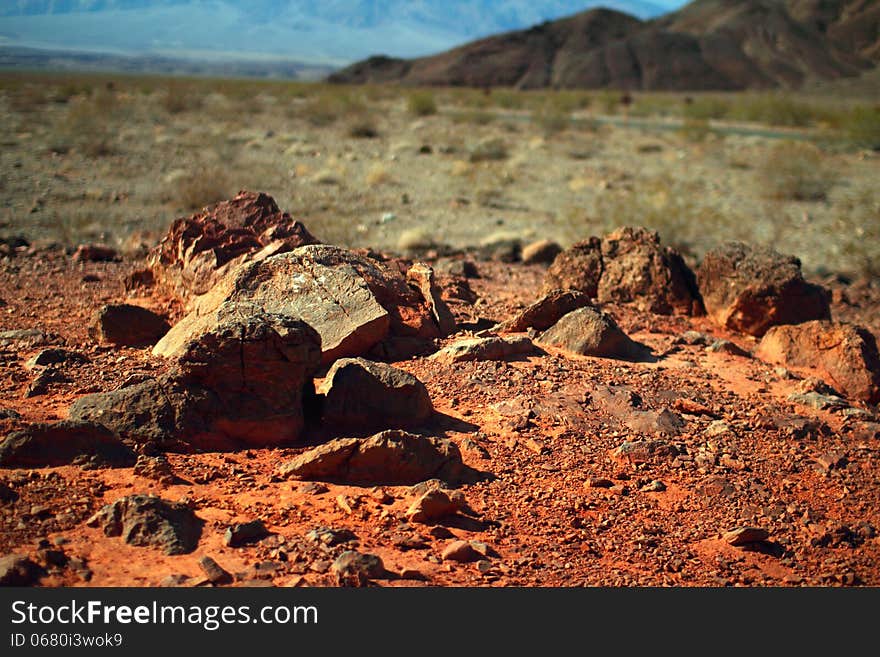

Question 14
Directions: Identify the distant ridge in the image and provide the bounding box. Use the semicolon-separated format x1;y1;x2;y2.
328;0;880;91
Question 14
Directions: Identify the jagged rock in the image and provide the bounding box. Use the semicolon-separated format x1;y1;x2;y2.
496;289;593;333
87;494;202;555
544;228;700;315
0;554;44;586
706;339;751;357
198;556;233;585
89;304;170;347
320;358;433;432
71;305;322;450
597;227;700;315
521;239;562;265
307;527;357;547
407;262;456;335
133;454;177;484
698;242;830;336
0;408;21;421
724;527;769;546
147;190;319;301
431;336;537;364
535;307;648;360
613;439;680;464
24;348;87;371
0;329;52;349
544;237;603;298
155;245;438;365
756;321;880;404
332;550;385;584
435;258;480;279
278;430;466;485
0;421;135;468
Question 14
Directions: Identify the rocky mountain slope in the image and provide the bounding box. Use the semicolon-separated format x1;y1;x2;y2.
328;0;880;90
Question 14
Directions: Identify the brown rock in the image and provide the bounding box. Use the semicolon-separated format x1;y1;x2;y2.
755;321;880;403
535;307;648;360
430;336;537;364
724;526;770;546
441;540;482;563
496;289;593;333
0;420;135;468
407;262;456;336
0;554;44;586
698;242;830;336
321;358;433;432
73;244;118;262
277;430;467;486
406;490;461;524
89;304;170;347
147;190;319;301
544;237;603;298
199;556;233;585
521;239;563;265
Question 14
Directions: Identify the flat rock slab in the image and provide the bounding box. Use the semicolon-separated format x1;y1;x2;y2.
278;430;466;486
87;494;203;555
321;357;433;432
496;289;592;333
0;421;135;468
431;336;537;364
724;527;770;546
698;242;830;336
756;321;880;404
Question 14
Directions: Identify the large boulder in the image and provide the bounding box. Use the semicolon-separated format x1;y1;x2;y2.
320;358;433;432
535;307;648;360
71;305;322;450
543;228;700;315
755;321;880;404
147;190;319;301
87;494;203;555
698;242;830;336
155;245;438;365
278;430;466;485
0;420;135;468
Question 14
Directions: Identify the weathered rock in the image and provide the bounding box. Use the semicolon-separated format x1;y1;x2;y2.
521;239;562;265
307;527;357;547
155;245;437;365
0;421;135;468
435;258;480;279
613;439;680;464
24;348;88;370
623;409;686;435
89;304;170;347
24;366;67;398
431;336;537;364
147;190;319;301
0;408;21;421
0;554;44;586
278;430;466;486
407;262;456;336
133;454;176;485
87;495;202;555
73;244;117;262
788;391;848;411
544;237;603;298
535;307;648;360
73;305;322;450
756;321;880;404
225;520;269;547
198;556;233;585
698;242;830;336
0;329;52;349
496;289;593;334
332;550;385;584
598;227;700;315
0;482;18;503
706;339;751;357
320;358;433;432
406;490;462;524
724;526;770;546
544;228;700;315
441;540;482;563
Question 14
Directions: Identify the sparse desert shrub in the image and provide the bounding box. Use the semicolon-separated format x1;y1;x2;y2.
532;103;570;135
683;96;731;120
397;228;436;253
455;110;495;126
162;81;203;114
493;90;525;110
757;141;838;201
727;94;828;128
407;91;437;117
365;163;391;186
844;106;880;150
677;117;714;142
348;119;379;138
173;166;233;210
827;182;880;277
597;90;622;115
299;91;367;127
469;137;508;162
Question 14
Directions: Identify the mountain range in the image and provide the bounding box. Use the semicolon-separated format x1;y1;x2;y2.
0;1;678;66
329;0;880;90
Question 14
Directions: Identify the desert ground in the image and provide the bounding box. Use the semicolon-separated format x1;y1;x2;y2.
0;73;879;587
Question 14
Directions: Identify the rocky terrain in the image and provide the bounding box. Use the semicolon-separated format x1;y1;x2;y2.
329;0;880;90
2;190;880;588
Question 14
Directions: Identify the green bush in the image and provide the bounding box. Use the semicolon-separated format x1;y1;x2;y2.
407;91;438;117
845;106;880;150
757;141;838;201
